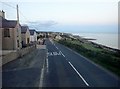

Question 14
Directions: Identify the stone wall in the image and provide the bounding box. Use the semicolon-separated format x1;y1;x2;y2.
2;45;36;65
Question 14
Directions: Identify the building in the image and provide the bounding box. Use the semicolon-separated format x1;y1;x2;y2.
37;31;46;38
21;26;30;47
0;10;5;18
29;29;37;43
0;10;22;50
55;35;62;40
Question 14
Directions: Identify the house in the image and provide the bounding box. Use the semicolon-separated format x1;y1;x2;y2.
21;26;30;47
0;10;22;50
37;31;46;38
55;35;62;40
29;29;37;43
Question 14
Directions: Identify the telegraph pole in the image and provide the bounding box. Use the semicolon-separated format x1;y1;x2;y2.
17;4;19;23
16;4;21;49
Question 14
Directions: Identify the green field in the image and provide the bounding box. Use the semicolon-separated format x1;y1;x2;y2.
56;38;120;77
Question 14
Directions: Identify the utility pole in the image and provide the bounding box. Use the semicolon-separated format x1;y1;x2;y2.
16;4;21;49
17;4;19;23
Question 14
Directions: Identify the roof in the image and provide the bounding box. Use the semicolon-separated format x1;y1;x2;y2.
21;26;29;33
29;29;36;35
0;16;17;28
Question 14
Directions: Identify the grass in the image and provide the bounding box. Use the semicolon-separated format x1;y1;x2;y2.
56;38;120;77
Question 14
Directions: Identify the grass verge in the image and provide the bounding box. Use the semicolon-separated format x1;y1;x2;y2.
56;39;120;77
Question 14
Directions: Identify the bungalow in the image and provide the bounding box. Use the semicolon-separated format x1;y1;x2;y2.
0;10;22;50
29;29;37;43
21;25;30;47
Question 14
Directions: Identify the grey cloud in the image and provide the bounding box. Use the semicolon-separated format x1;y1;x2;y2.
27;20;58;28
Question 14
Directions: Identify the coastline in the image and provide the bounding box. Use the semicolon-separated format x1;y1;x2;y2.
72;33;119;50
74;35;120;53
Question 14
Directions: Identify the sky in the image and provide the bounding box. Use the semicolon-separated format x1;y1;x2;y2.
0;0;119;33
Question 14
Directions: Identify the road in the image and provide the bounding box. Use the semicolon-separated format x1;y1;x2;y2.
43;38;120;87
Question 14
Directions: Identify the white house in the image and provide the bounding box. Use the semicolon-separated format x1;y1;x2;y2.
55;35;62;40
29;29;37;43
21;26;30;47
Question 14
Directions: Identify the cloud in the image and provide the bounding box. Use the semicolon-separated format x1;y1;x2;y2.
26;20;58;31
27;20;58;28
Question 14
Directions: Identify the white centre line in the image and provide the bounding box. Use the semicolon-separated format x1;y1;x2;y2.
52;41;65;58
51;41;59;50
46;49;49;73
46;58;49;73
62;53;65;57
60;51;66;57
49;40;89;86
68;61;89;86
56;46;59;50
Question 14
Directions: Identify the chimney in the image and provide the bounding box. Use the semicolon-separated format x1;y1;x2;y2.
1;10;5;18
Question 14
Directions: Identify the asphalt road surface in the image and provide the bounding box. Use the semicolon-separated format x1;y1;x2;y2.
43;38;120;87
2;47;46;87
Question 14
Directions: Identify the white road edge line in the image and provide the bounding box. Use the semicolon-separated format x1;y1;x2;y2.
39;67;44;87
39;60;45;87
39;49;48;87
68;61;89;86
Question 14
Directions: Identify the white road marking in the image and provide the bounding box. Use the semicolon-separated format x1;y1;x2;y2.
59;51;65;57
47;52;53;56
68;61;89;86
59;51;62;54
47;50;65;57
39;58;46;87
50;40;65;57
46;58;49;73
46;49;49;73
53;52;59;56
62;53;65;57
63;45;118;79
55;46;59;50
47;51;62;56
48;40;89;86
39;66;44;87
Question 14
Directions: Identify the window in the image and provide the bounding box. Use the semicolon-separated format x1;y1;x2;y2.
17;40;19;47
4;28;10;37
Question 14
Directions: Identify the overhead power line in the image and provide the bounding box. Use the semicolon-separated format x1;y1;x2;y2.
0;1;39;30
19;11;39;30
0;1;16;9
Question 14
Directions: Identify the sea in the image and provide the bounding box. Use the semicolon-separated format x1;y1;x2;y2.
73;33;119;50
